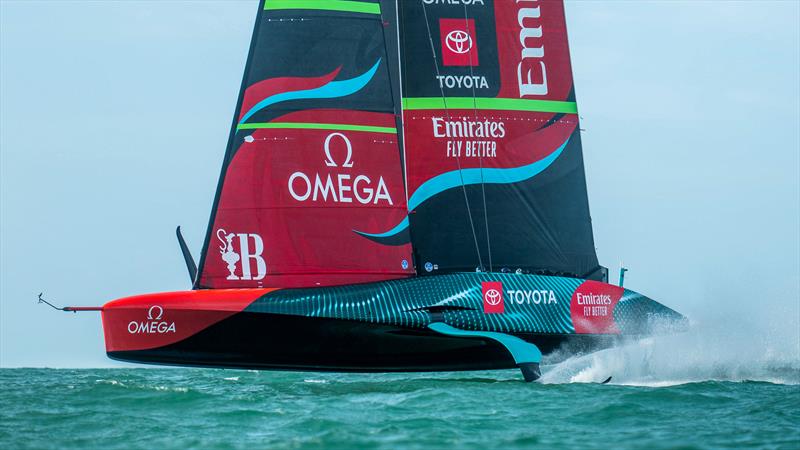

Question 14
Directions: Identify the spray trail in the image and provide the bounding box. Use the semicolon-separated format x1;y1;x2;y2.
541;315;800;386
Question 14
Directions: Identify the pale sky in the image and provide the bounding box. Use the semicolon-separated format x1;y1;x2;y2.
1;0;798;367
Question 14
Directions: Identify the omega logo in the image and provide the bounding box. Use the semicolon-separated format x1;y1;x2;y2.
147;305;163;320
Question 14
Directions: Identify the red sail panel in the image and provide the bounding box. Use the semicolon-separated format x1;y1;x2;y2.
200;110;413;289
495;0;575;101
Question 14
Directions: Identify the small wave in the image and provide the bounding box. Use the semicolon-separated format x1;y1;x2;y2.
95;379;126;387
303;379;329;384
153;385;189;393
224;376;240;381
94;378;192;393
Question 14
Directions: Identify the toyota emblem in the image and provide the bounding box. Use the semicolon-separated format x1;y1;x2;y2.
445;29;473;54
484;289;502;306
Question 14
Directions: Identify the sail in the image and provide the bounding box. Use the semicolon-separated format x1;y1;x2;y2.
196;0;413;289
376;0;600;277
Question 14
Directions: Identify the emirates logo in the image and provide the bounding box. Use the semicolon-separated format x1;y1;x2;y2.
445;29;472;54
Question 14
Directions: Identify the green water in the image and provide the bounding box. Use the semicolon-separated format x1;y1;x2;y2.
1;367;798;449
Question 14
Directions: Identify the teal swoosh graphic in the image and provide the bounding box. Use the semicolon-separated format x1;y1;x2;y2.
428;322;541;364
239;59;382;123
353;137;569;239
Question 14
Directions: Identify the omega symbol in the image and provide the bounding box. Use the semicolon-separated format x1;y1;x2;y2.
147;305;164;320
324;132;354;168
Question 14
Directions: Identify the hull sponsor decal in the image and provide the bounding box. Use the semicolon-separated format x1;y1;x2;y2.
570;280;624;334
102;290;270;352
482;281;504;314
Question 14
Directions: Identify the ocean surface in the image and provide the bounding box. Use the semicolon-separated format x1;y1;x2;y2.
2;333;799;450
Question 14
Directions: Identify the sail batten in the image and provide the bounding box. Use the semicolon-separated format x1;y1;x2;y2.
237;122;398;133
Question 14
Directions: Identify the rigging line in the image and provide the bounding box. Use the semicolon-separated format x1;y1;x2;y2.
379;1;408;207
462;3;492;273
420;0;484;271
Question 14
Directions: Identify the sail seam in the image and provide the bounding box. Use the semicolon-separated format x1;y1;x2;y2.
402;97;578;113
237;122;396;134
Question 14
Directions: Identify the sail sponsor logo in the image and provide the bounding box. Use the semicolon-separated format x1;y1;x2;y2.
446;29;472;55
517;0;548;96
217;228;267;281
439;18;479;66
127;305;176;334
288;133;393;205
433;117;505;138
436;75;488;90
431;117;503;158
482;281;504;313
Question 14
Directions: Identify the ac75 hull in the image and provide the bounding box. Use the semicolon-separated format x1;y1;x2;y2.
102;273;685;373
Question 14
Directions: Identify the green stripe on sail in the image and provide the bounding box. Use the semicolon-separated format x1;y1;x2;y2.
237;122;396;134
264;0;381;15
402;97;578;114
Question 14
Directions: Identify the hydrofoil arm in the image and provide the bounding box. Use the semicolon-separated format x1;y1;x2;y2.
427;322;542;382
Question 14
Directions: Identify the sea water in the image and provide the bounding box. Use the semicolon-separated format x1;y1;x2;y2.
1;324;798;449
